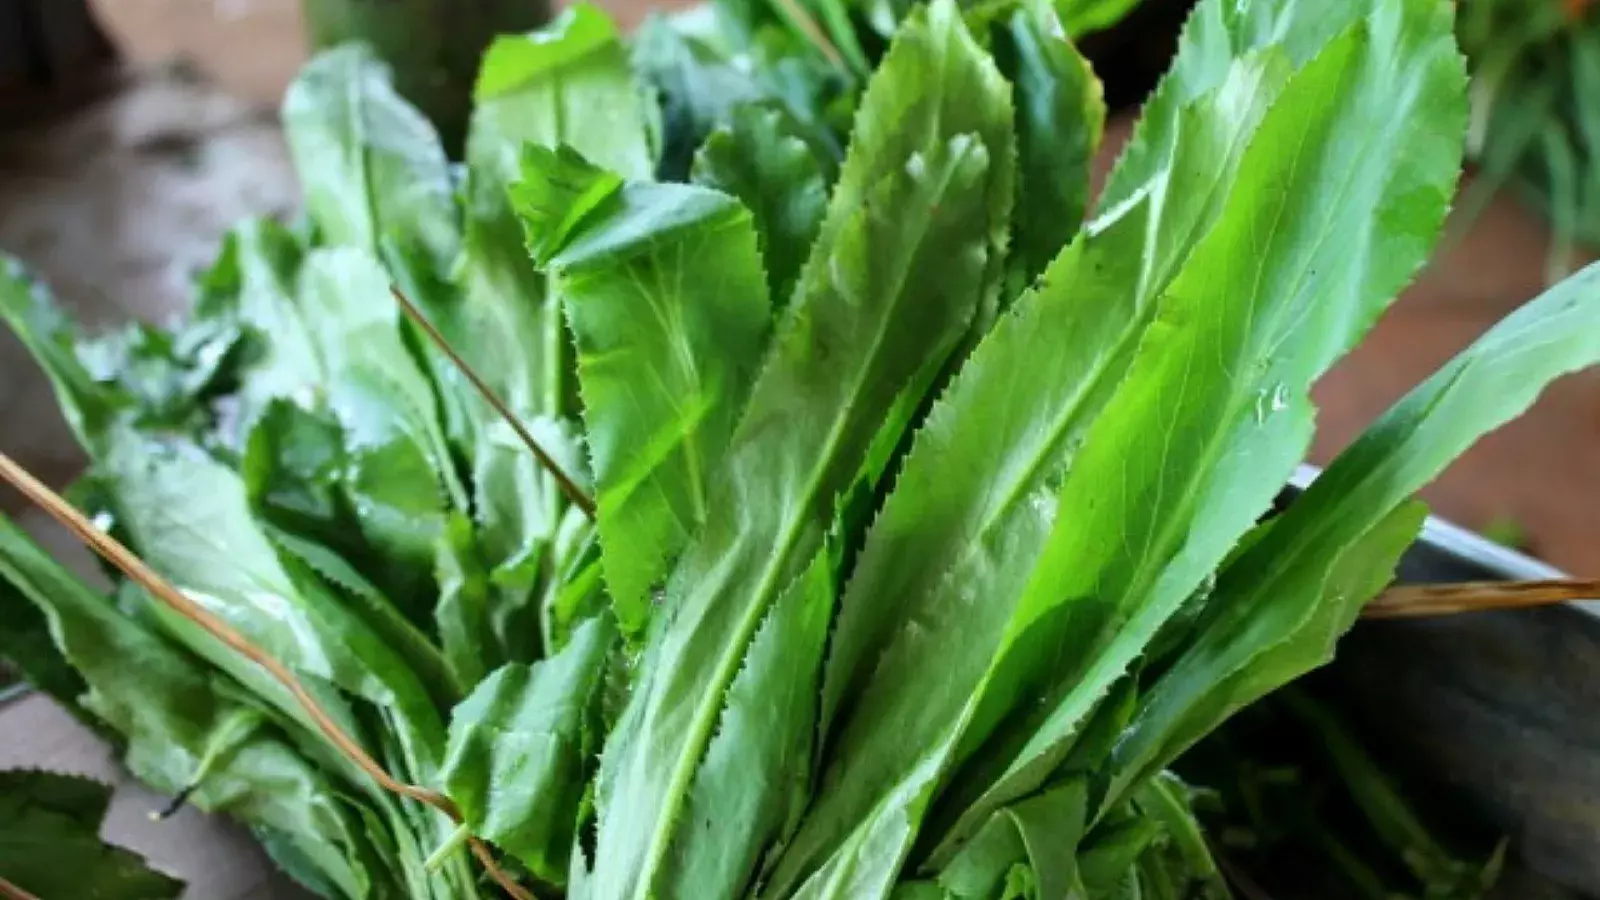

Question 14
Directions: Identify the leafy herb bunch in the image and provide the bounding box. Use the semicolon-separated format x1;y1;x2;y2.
3;0;1600;898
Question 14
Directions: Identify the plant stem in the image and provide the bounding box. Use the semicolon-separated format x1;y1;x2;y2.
1364;579;1600;618
425;822;475;872
390;284;597;519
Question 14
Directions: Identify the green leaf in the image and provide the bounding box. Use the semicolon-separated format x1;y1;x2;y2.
100;429;448;779
434;513;498;690
661;539;834;896
461;0;654;413
0;577;95;734
281;43;460;278
440;615;616;882
296;246;466;608
517;146;774;632
269;524;462;712
692;102;832;307
934;0;1465;855
457;3;652;636
0;257;125;453
631;12;850;182
991;2;1104;288
0;770;183;899
194;218;319;437
242;399;347;550
1116;253;1600;802
1102;501;1427;807
1057;0;1142;36
775;0;1409;886
0;513;389;898
935;781;1089;900
592;0;1017;895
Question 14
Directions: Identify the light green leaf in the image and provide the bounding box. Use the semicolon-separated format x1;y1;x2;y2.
593;1;1017;896
242;400;347;554
296;246;465;605
692;102;832;307
0;770;183;899
1057;0;1142;36
461;1;653;420
779;0;1398;886
100;429;448;780
662;541;834;896
458;3;652;633
194;218;319;436
938;0;1464;855
440;615;616;883
434;513;497;690
517;145;773;632
281;43;460;278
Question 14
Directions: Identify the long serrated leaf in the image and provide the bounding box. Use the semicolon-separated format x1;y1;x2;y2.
1114;255;1600;800
591;1;1017;895
1103;501;1426;807
662;539;834;897
775;0;1392;889
938;0;1465;855
691;102;832;307
516;146;773;632
440;615;615;883
458;4;654;635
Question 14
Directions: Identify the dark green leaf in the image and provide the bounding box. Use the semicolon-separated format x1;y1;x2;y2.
692;102;831;307
992;3;1105;287
0;770;183;899
0;512;390;898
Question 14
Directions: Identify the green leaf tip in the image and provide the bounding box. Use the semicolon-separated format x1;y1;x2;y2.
512;145;626;268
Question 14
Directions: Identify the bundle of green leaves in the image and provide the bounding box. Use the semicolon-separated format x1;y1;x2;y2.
3;0;1600;897
0;770;183;898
